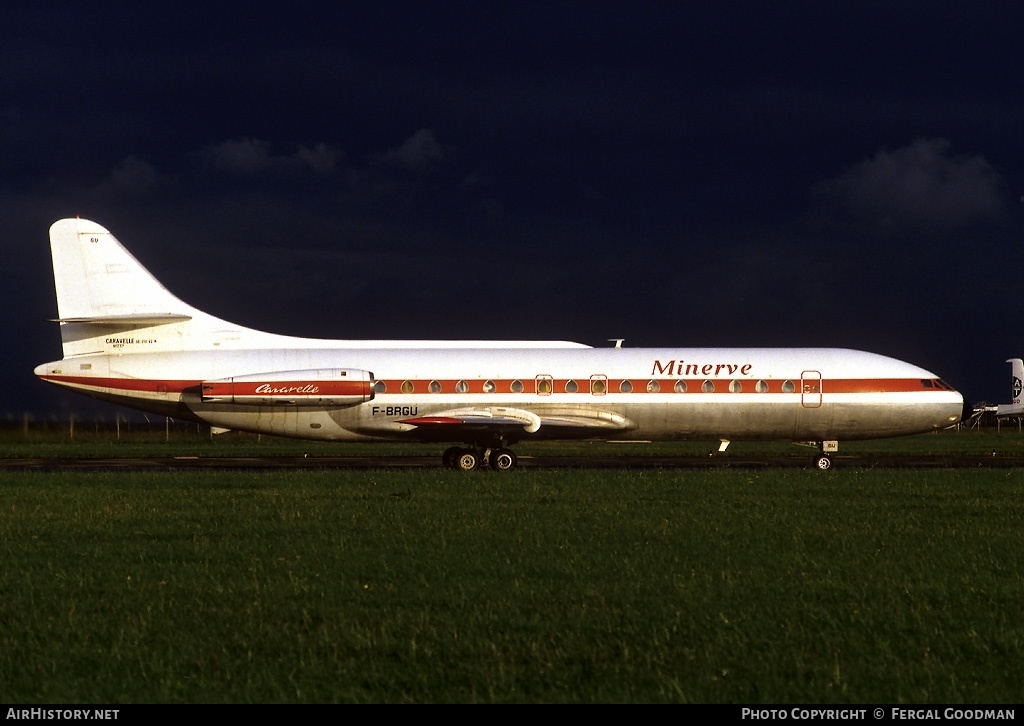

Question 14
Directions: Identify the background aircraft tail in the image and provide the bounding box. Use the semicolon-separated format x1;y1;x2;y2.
995;358;1024;417
47;218;278;357
1009;358;1023;396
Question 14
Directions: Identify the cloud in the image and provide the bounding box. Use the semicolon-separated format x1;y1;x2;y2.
378;129;447;171
200;138;342;176
294;143;341;173
194;131;454;192
818;138;1005;231
109;156;163;195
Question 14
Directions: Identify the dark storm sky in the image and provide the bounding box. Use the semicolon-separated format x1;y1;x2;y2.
3;2;1023;418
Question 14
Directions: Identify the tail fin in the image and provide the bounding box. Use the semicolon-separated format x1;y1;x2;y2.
1010;358;1023;400
49;218;197;320
995;358;1024;417
47;218;271;357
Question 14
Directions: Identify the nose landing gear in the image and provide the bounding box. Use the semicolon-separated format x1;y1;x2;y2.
812;440;838;471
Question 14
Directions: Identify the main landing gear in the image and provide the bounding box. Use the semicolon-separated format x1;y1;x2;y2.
442;446;518;472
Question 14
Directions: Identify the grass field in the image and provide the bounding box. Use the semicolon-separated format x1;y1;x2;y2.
5;423;1024;460
1;429;1023;703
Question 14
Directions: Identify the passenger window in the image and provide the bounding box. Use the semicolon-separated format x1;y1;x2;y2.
429;380;442;393
702;380;715;393
674;380;687;393
729;380;742;393
565;380;579;393
401;380;414;394
483;380;496;393
511;379;524;393
591;376;607;395
782;380;795;393
619;380;633;393
537;376;552;395
647;380;660;393
373;380;387;394
455;380;468;393
755;380;768;393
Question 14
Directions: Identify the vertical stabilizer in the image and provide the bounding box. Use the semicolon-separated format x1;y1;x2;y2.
46;218;270;357
49;218;195;323
995;358;1023;417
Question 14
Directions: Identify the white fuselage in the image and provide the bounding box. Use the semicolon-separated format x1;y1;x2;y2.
35;344;965;444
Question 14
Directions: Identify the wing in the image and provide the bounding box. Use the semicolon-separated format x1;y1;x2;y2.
397;406;634;440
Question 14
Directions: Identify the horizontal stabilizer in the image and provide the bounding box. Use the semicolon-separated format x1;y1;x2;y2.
53;313;193;325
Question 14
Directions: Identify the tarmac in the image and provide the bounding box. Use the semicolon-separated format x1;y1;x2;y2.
2;453;1023;471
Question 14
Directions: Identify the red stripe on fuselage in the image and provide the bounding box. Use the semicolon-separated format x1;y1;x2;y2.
40;375;950;397
375;378;948;395
39;375;198;394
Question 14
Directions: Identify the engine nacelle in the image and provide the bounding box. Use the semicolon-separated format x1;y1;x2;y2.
201;368;374;407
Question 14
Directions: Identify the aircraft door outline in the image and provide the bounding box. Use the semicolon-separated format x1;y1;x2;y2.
801;370;822;408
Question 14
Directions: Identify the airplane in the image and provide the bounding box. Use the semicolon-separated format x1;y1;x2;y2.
35;217;970;471
995;358;1023;418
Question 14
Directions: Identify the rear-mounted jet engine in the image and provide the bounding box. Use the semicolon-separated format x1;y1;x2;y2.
201;368;374;406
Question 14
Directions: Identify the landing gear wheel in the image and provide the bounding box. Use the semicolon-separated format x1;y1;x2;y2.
453;448;481;472
490;448;518;472
814;454;833;471
442;446;462;469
